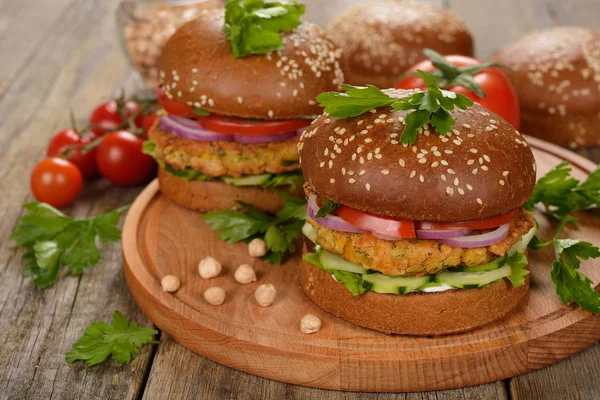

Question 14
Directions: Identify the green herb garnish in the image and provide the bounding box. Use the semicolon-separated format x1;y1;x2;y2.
400;49;503;98
526;162;600;312
11;202;129;289
315;198;339;218
193;108;211;117
66;311;158;367
202;191;306;263
316;71;473;144
223;0;305;58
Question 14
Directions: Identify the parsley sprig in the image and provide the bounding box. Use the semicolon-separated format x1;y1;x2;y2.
526;162;600;312
400;49;503;98
202;191;306;263
66;311;158;367
223;0;305;58
316;71;473;144
315;198;339;218
11;202;129;289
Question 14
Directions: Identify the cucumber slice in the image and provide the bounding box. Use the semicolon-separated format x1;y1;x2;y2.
362;273;431;295
508;223;538;255
462;257;503;272
302;222;318;244
435;265;511;289
319;251;367;274
222;174;271;186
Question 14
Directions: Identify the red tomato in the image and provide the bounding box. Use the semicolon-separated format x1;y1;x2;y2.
30;158;83;208
141;113;158;134
201;115;310;135
156;87;194;117
396;55;520;129
46;128;97;178
336;206;417;239
89;100;143;136
95;131;155;186
415;209;518;230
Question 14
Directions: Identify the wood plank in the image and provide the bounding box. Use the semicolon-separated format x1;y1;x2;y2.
0;0;155;399
142;335;506;400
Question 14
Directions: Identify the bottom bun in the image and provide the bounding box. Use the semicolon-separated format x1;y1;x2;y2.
158;168;302;213
300;247;529;336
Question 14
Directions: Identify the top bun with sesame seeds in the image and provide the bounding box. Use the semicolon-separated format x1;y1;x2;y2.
491;27;600;148
327;1;473;89
157;8;345;120
298;88;536;222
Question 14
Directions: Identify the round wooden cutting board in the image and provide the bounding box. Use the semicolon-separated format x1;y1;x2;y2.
122;136;600;392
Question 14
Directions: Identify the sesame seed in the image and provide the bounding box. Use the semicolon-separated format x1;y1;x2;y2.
431;161;440;168
330;178;335;183
472;169;478;175
454;178;459;186
441;174;447;181
447;168;455;175
319;161;325;167
444;149;453;154
466;184;473;191
365;138;372;143
481;165;489;171
441;160;449;166
470;149;478;153
467;159;475;165
381;169;390;175
503;171;509;177
410;170;416;178
499;180;505;186
237;96;243;104
379;114;387;119
477;198;483;205
349;178;356;184
419;175;424;183
463;124;471;129
268;110;274;118
446;187;455;196
399;159;406;167
483;155;491;162
359;170;366;176
418;158;427;164
365;183;371;191
328;160;333;168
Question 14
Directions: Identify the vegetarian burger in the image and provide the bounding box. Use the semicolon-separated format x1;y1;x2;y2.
327;1;473;88
299;85;537;336
147;6;345;213
491;27;600;148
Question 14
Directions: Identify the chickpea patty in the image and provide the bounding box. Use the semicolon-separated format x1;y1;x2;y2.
149;124;301;178
308;208;535;276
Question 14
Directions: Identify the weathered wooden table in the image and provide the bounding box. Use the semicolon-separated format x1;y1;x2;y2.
1;0;599;399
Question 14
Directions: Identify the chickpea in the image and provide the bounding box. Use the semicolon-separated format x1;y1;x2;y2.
300;314;322;334
255;283;277;307
161;275;180;292
204;287;226;306
248;238;268;258
198;256;222;279
234;264;257;284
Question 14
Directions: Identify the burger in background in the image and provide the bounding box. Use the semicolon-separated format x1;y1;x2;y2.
146;1;345;213
327;0;473;88
491;27;600;148
298;77;537;335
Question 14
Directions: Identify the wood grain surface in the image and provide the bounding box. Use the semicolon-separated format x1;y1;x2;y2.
0;0;598;399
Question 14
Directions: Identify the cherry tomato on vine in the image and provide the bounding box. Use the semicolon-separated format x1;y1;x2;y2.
30;158;83;208
46;128;97;178
396;53;520;129
95;131;155;186
89;100;143;136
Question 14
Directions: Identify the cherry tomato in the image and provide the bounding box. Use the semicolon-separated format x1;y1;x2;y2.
89;100;143;136
415;209;518;230
336;206;417;239
95;131;155;186
46;128;97;178
30;158;83;208
396;55;520;129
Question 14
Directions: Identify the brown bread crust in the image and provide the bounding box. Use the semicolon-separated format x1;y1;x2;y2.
158;9;345;120
491;27;600;148
298;89;536;222
327;1;473;88
300;246;529;336
157;168;301;213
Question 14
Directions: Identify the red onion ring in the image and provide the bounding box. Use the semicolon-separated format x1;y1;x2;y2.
233;130;296;144
417;228;473;239
307;195;369;234
372;232;405;241
440;223;510;248
160;116;232;141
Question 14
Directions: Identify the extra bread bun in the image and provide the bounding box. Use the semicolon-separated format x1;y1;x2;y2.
298;89;536;222
327;1;473;88
300;244;529;336
157;168;302;213
158;9;345;120
491;27;600;148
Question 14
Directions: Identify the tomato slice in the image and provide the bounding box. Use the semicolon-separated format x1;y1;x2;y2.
156;87;195;117
415;209;518;230
202;115;310;135
336;205;417;239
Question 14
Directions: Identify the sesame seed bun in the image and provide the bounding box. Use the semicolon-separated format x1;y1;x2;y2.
327;1;473;88
158;9;345;120
298;89;536;222
491;27;600;148
157;168;302;214
300;242;530;336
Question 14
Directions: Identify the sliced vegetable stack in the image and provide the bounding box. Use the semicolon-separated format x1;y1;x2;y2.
145;2;345;213
297;79;539;336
